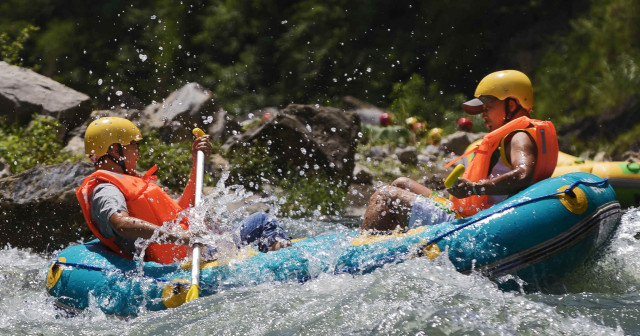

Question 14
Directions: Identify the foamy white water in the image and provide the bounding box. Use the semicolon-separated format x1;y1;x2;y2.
2;207;639;335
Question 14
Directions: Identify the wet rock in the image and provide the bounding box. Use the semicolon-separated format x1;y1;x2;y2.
0;162;94;253
395;146;418;165
342;96;387;126
139;82;240;142
365;146;390;160
440;131;485;155
0;61;92;133
223;104;361;182
352;164;374;184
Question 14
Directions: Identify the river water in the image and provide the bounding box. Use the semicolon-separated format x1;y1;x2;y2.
1;206;639;335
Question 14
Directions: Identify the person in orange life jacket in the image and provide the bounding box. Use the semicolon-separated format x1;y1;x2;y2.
77;117;290;264
360;70;558;232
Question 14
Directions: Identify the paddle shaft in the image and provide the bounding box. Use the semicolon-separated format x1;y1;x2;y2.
186;128;206;302
190;150;204;288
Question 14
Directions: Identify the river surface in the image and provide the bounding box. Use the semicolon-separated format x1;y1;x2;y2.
1;207;639;335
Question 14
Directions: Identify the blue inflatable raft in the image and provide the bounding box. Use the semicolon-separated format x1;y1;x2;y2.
46;172;622;316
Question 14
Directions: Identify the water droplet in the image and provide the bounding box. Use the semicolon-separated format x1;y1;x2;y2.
98;79;103;85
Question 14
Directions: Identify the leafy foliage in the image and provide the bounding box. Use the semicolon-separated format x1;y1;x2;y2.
0;0;580;117
535;0;640;123
0;24;39;66
136;131;215;193
0;116;82;173
277;171;348;218
389;74;465;134
227;145;348;218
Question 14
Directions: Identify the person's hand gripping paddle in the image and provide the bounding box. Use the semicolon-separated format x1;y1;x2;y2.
185;128;206;302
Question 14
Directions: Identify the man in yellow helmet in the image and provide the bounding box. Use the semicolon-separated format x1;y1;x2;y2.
361;70;558;231
77;117;290;264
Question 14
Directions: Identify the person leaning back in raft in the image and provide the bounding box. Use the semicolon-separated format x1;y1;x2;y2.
76;117;291;264
361;70;559;232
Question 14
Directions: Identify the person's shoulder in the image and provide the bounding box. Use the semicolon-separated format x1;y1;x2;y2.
92;182;123;198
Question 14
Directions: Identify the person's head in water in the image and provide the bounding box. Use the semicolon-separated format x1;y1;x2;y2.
84;117;143;175
462;70;533;132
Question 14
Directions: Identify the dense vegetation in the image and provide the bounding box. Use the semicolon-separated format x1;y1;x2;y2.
2;1;638;134
1;0;640;216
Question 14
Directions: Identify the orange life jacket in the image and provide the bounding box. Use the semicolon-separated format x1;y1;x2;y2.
76;166;190;264
445;116;558;217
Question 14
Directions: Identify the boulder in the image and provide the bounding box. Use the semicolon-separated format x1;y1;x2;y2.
0;61;92;133
440;131;485;155
352;164;374;184
395;146;418;165
223;104;361;182
342;96;390;126
0;162;95;253
139;82;240;142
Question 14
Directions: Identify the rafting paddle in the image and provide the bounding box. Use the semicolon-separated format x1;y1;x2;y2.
444;164;466;188
185;127;206;303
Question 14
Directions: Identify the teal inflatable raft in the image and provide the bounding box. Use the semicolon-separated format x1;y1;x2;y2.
46;172;621;316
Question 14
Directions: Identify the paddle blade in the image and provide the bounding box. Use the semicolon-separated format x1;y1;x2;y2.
444;164;465;188
185;284;200;302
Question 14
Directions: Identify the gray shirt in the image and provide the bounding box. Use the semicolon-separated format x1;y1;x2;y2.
90;183;137;255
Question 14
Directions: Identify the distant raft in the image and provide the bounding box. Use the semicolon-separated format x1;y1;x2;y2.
46;172;622;316
553;152;640;208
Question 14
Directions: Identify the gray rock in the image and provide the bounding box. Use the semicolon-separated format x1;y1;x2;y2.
440;131;485;155
352;164;374;184
365;146;390;160
0;162;95;253
0;61;92;133
139;82;240;142
395;146;418;165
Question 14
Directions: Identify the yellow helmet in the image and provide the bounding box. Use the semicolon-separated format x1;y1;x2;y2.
84;117;142;156
462;70;534;114
428;127;443;144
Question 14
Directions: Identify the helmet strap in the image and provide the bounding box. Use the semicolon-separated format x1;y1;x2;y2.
106;144;131;175
503;98;523;124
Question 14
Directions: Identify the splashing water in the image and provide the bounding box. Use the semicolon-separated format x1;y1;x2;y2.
2;204;640;334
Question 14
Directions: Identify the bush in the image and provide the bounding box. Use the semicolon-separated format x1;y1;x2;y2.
277;171;348;218
227;144;348;218
0;24;39;66
0;116;82;173
136;131;216;193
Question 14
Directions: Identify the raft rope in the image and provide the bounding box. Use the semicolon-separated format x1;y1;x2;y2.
334;178;611;275
51;178;610;287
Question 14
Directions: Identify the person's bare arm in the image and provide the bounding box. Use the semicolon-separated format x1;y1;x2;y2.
177;135;212;208
109;211;190;244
